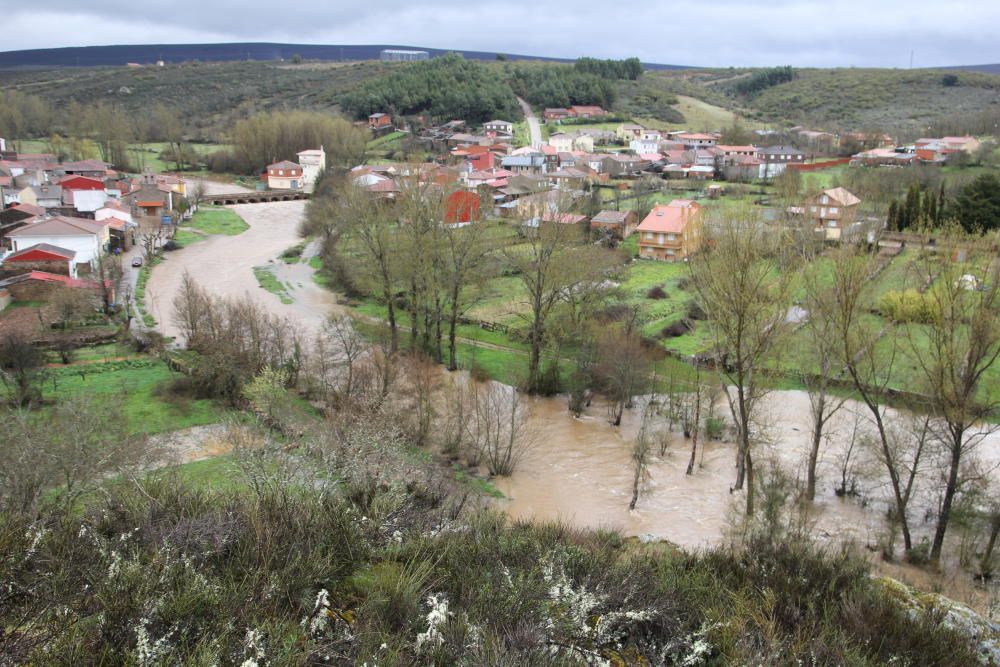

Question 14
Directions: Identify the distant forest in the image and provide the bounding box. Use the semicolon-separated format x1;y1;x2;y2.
341;54;644;123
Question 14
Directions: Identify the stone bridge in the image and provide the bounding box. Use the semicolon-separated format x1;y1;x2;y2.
202;190;310;206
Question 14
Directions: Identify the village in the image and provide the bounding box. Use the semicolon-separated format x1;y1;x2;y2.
1;49;1000;664
0;94;986;354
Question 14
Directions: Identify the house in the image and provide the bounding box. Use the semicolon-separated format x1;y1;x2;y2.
483;120;514;136
58;159;110;178
296;147;326;191
95;201;137;250
501;154;547;176
758;145;807;177
915;136;981;154
721;154;764;182
0;203;45;246
444;191;482;226
548;133;594;153
351;172;399;199
543;108;572;122
0;243;77;278
7;215;109;272
636;200;703;261
591;209;638;238
629;139;661;155
124;169;174;220
0;270;112;305
676;133;717;150
368;113;393;130
851;148;918;167
568;105;608;119
715;145;758;158
60;175;108;213
599;154;648;178
266;160;304;190
19;184;63;209
617;124;644;142
803;187;861;240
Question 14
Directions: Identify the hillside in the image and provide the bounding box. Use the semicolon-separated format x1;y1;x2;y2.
0;42;689;70
0;60;392;139
728;67;1000;132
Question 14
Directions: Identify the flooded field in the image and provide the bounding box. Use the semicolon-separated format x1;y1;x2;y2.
493;389;1000;611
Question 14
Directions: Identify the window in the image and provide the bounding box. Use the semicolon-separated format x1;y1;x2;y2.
646;232;654;241
830;207;838;214
279;170;284;176
821;195;829;205
666;233;677;241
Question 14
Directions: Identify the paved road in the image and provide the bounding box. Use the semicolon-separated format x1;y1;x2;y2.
517;97;542;148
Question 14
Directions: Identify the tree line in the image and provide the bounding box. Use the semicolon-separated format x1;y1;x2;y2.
574;56;643;80
507;64;619;111
732;66;796;96
887;175;1000;233
340;53;521;123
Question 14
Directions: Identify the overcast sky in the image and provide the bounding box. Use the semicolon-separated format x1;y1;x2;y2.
2;1;998;67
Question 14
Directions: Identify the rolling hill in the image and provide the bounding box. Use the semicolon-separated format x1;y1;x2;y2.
0;42;688;71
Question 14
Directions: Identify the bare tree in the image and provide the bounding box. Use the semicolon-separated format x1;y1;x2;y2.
904;234;1000;563
440;203;495;370
629;407;654;510
826;248;918;552
799;258;850;501
0;335;48;408
596;313;651;427
690;207;795;517
1;394;151;515
313;314;366;406
503;207;615;393
685;368;710;476
471;383;532;476
337;183;403;351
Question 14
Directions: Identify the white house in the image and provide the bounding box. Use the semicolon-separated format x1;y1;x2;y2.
484;120;514;136
630;139;661;154
266;161;304;190
7;216;109;271
296;148;326;192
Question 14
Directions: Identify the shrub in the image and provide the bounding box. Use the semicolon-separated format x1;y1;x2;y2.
703;416;725;440
646;285;668;300
660;319;693;338
686;299;707;320
878;289;939;323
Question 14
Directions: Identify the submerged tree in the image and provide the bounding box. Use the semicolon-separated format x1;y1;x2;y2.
690;207;794;517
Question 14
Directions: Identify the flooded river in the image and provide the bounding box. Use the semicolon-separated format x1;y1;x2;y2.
145;200;341;342
497;389;999;549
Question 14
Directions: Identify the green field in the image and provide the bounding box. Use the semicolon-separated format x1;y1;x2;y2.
43;358;220;435
173;205;249;247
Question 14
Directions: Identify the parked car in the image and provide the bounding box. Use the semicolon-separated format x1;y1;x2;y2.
131;256;143;267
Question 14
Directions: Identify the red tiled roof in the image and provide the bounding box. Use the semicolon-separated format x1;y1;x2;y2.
637;200;700;234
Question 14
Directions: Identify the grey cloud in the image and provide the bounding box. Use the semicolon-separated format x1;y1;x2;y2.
2;1;998;67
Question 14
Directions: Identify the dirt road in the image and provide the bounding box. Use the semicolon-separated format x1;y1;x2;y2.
144;200;340;342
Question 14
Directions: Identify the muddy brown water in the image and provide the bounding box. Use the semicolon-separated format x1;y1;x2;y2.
493;390;1000;611
145;200;341;342
496;390;999;550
